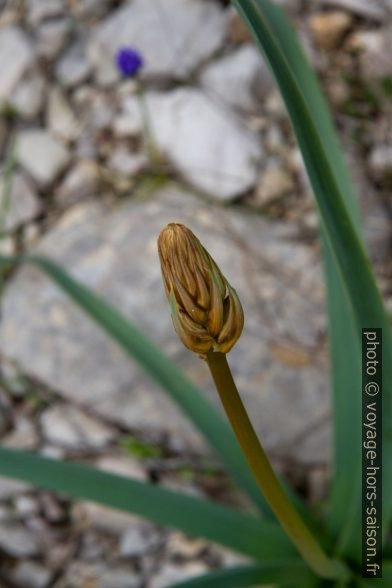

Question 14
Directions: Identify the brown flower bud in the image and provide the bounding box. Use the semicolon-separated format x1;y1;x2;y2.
157;223;244;357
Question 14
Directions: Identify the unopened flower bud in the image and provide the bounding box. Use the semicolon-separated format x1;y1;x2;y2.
157;223;244;357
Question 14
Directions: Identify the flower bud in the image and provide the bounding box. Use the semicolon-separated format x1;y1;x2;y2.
157;223;244;357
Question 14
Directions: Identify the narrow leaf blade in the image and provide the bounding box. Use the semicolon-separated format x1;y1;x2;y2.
0;447;294;561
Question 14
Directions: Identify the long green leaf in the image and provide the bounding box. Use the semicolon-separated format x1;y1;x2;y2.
0;254;267;514
0;447;294;561
233;0;392;560
247;0;363;556
166;561;316;588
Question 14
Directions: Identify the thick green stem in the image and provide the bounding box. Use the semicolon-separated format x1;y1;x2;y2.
206;351;350;581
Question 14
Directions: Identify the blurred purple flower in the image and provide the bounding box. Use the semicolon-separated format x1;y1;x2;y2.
115;47;144;77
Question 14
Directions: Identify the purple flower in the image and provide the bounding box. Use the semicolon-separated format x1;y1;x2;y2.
115;47;144;77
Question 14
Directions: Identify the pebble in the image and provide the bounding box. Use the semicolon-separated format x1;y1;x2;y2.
368;145;392;179
0;524;41;557
119;523;161;558
46;85;79;143
56;40;91;87
200;44;273;112
252;162;295;207
36;18;72;59
0;26;35;102
40;404;116;450
142;89;263;200
11;69;46;119
57;160;99;204
27;0;66;26
309;11;352;49
16;130;71;187
0;171;41;232
10;560;52;588
150;561;209;588
107;146;148;177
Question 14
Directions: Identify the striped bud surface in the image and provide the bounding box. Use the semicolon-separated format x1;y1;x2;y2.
157;223;244;357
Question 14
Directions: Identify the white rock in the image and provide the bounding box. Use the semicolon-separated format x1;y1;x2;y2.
347;29;392;81
0;171;41;232
200;44;273;112
56;40;91;88
0;27;35;102
0;478;31;501
142;89;262;200
11;70;46;119
368;145;392;178
320;0;387;21
47;86;79;142
16;130;70;187
3;416;39;450
88;0;227;83
0;525;40;557
57;160;99;204
253;162;295;206
40;404;115;449
150;562;209;588
119;524;160;557
36;18;72;59
27;0;66;26
107;146;147;176
14;495;39;517
11;561;51;588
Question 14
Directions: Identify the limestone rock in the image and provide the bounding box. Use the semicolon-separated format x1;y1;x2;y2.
16;130;71;187
0;187;329;464
88;0;228;83
142;89;263;200
0;27;35;103
200;44;273;112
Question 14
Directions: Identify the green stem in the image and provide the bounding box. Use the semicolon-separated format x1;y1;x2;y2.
206;351;350;581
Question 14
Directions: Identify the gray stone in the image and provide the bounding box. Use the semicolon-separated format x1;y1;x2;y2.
40;404;115;449
150;562;209;588
3;416;39;450
47;86;79;143
0;27;35;103
10;561;52;588
11;70;46;119
119;524;160;557
57;160;99;204
56;40;91;88
368;145;392;178
27;0;66;26
55;562;141;588
0;187;329;464
88;0;227;83
72;0;111;19
0;478;31;501
252;161;295;207
347;29;392;81
107;146;148;177
0;172;41;232
37;18;72;59
320;0;387;21
16;130;71;187
200;44;273;112
140;89;262;200
0;525;41;557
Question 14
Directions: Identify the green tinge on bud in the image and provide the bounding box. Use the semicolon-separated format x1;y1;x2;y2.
157;223;244;357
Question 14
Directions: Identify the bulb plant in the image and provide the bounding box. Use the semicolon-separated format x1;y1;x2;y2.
0;1;391;587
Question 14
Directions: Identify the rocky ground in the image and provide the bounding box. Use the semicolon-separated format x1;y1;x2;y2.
0;0;391;586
